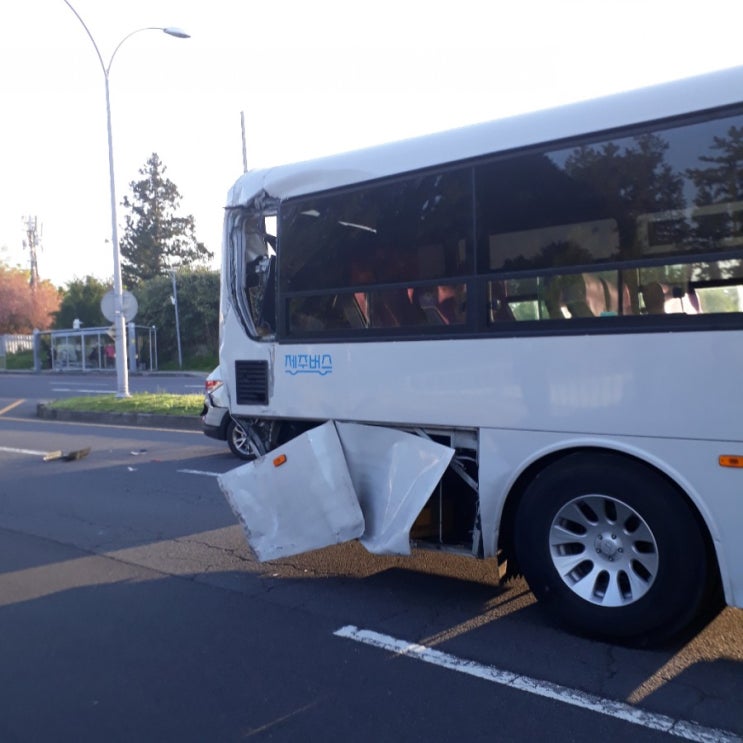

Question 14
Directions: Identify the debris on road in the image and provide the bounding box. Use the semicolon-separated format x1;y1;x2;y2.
43;447;91;462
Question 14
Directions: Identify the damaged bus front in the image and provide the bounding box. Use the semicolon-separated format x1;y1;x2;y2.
217;176;486;565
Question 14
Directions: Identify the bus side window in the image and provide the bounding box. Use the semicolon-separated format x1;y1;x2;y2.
414;284;466;325
668;285;699;314
415;288;444;323
288;295;351;332
641;282;666;313
488;280;547;322
544;274;595;318
545;272;626;319
640;282;700;315
331;293;368;328
437;284;466;324
370;288;428;328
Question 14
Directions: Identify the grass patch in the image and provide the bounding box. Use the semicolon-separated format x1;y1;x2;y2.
48;392;203;417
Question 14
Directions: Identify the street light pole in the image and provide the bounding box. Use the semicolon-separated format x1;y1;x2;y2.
62;1;189;396
170;269;183;369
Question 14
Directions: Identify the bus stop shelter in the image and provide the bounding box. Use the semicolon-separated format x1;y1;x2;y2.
34;324;158;372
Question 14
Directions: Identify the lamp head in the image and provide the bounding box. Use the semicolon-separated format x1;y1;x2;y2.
163;27;190;39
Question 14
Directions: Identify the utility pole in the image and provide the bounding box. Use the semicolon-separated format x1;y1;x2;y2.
241;110;248;172
22;216;41;289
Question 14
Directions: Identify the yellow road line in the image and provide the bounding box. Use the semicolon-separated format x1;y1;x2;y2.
0;399;25;416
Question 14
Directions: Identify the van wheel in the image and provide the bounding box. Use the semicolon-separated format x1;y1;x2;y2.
514;452;710;645
227;419;258;461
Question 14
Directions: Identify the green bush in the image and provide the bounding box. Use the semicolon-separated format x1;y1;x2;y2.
5;349;34;370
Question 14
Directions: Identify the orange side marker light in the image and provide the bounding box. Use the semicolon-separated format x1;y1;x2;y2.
719;455;743;468
273;453;287;467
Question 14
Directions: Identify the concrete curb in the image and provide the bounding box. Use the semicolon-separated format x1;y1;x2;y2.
37;403;202;431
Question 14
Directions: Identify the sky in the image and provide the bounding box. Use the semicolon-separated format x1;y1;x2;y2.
1;0;742;287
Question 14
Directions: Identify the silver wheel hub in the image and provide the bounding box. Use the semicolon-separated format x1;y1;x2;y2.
594;532;622;560
549;494;659;608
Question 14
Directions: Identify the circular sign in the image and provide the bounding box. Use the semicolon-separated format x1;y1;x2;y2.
100;289;138;322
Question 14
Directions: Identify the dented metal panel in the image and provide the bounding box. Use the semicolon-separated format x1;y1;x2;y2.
218;421;454;561
218;421;364;561
335;422;454;555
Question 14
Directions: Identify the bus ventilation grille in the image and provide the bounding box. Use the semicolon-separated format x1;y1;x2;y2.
234;360;269;405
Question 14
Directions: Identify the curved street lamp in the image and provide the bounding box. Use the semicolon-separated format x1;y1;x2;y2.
62;1;189;396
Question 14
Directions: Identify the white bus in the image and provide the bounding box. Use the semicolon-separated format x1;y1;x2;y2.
216;65;743;644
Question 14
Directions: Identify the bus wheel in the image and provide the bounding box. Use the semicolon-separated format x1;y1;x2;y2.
227;419;258;461
514;452;710;645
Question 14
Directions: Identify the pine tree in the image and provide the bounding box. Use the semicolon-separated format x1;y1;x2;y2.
120;153;213;286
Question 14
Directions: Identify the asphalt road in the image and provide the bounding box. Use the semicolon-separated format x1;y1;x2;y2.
0;373;742;741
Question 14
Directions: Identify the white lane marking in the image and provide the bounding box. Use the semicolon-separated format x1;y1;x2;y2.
0;446;48;456
334;625;741;743
178;469;221;477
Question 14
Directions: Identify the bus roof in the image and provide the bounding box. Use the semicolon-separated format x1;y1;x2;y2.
226;65;743;209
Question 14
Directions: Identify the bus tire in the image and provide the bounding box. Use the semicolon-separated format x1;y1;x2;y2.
513;452;710;645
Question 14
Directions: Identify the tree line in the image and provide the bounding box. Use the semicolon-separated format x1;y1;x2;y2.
0;153;219;369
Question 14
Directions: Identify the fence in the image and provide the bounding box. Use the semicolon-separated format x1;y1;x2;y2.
0;334;35;369
0;334;34;355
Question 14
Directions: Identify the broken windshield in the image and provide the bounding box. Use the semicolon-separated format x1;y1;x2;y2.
225;197;277;340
